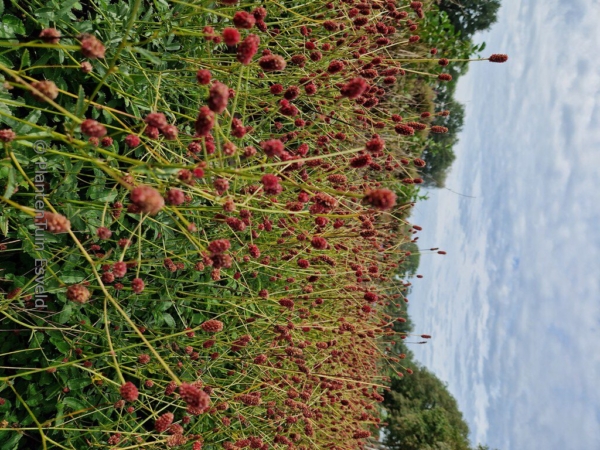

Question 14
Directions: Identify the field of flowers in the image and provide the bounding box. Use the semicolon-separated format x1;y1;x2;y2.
0;0;505;448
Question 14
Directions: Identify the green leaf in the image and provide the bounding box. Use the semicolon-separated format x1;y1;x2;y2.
56;0;82;17
14;109;41;134
132;46;162;65
0;431;23;449
63;397;87;410
50;335;71;353
163;312;176;328
35;8;56;20
2;15;26;35
20;49;30;68
55;402;65;426
74;85;86;117
0;54;15;68
0;0;4;16
2;165;16;199
0;214;7;236
57;303;72;324
67;378;90;391
60;271;86;283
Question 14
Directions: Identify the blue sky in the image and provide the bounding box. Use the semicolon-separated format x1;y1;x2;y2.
407;0;600;449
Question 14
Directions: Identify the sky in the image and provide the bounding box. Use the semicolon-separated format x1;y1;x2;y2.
407;0;600;449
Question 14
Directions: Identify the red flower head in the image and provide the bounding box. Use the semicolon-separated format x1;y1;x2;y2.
489;53;509;63
311;236;328;250
195;106;216;136
214;177;229;195
340;77;368;99
260;139;285;158
327;60;345;74
430;125;449;134
120;382;139;402
237;34;260;65
231;118;247;138
131;278;145;294
350;153;372;168
179;383;210;410
36;212;71;233
144;112;167;129
365;135;385;153
97;227;112;240
258;54;287;72
233;11;256;29
155;412;174;433
201;319;224;333
113;262;127;278
66;284;90;304
79;34;105;59
161;124;178;140
130;186;164;215
0;129;16;143
363;188;397;210
165;188;185;205
207;81;229;114
207;239;231;254
80;119;107;138
279;99;298;116
252;7;267;20
394;124;415;136
196;69;211;85
270;84;283;95
261;174;283;195
31;80;58;102
39;28;61;44
222;27;240;46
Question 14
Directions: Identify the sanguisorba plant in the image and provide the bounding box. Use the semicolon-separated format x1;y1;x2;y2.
0;0;506;448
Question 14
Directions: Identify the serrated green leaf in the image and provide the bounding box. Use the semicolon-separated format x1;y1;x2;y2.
35;7;56;20
57;303;72;324
2;165;16;199
14;109;41;134
67;378;90;391
50;335;71;353
2;15;25;35
60;271;86;284
0;53;15;69
56;0;81;16
20;49;30;68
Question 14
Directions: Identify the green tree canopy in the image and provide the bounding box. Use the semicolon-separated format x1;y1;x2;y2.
438;0;501;38
383;365;471;450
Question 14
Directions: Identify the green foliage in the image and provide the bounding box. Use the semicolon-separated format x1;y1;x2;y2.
398;242;421;277
437;0;501;38
383;365;471;450
0;0;507;448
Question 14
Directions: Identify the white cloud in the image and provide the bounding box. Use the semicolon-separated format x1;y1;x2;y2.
408;0;600;448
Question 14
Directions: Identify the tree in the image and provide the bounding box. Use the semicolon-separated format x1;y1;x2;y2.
383;365;471;450
419;141;457;188
420;95;464;188
398;242;421;277
437;0;501;38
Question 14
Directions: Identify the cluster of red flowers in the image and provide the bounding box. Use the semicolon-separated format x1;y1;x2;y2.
6;2;509;449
